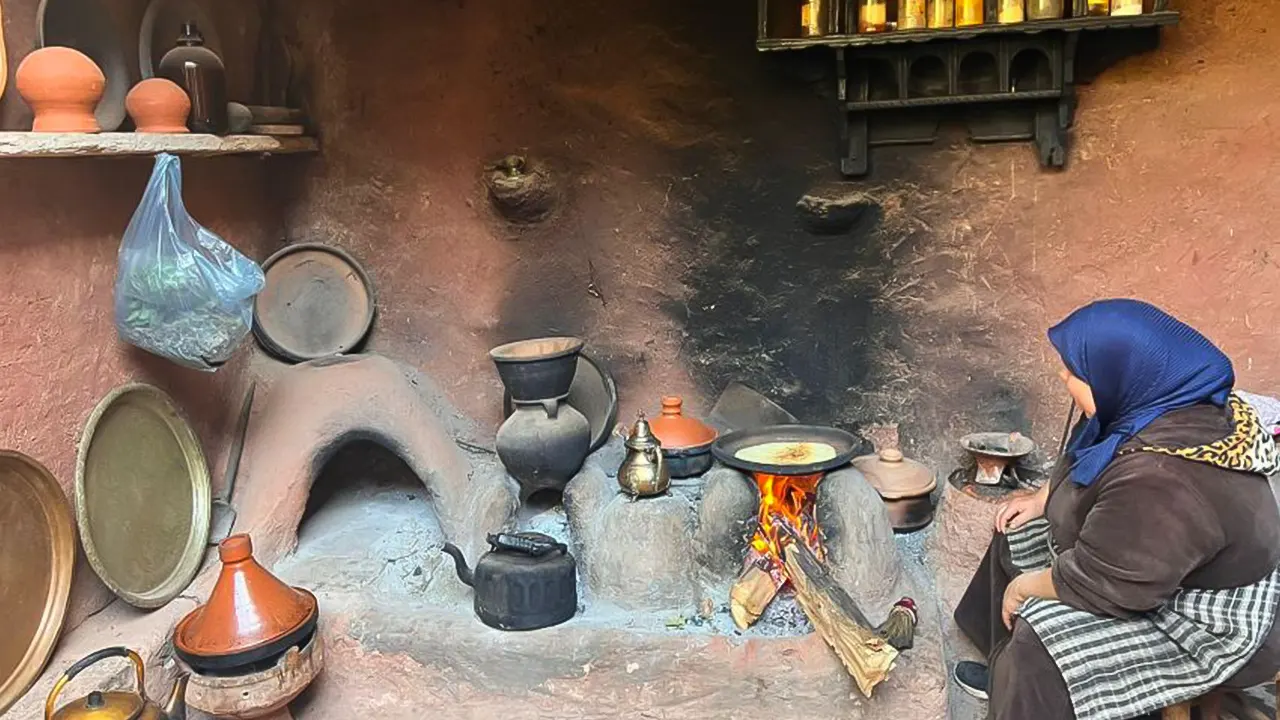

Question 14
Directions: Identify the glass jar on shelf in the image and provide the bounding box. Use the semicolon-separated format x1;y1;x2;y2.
927;0;955;26
899;0;928;29
1111;0;1142;15
998;0;1024;22
1025;0;1063;19
800;0;831;36
1086;0;1109;15
956;0;983;26
859;0;890;32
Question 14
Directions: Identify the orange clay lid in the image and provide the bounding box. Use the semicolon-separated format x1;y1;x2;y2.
173;534;316;659
648;396;718;450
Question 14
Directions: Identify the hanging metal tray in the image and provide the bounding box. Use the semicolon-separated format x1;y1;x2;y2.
0;451;75;715
253;243;376;363
76;383;210;608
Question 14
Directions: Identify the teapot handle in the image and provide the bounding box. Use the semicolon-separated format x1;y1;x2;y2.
45;647;145;719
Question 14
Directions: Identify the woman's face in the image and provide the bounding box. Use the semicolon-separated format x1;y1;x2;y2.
1059;366;1097;417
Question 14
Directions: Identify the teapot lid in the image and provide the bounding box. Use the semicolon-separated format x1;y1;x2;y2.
853;448;936;499
647;396;717;451
50;691;144;720
625;412;661;450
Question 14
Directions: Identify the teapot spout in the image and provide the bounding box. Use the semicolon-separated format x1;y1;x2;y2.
441;543;475;587
163;673;188;720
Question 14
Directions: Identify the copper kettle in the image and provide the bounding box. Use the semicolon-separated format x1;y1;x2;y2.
45;647;187;720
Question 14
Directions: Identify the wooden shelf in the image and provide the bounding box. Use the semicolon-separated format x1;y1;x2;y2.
757;10;1179;51
0;132;319;158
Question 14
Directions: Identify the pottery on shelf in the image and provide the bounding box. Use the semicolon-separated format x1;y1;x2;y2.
490;336;584;403
15;47;105;132
157;22;227;133
172;534;319;673
647;396;718;478
125;77;189;132
38;0;131;131
496;399;591;501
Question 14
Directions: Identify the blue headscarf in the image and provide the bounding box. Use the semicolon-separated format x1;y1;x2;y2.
1048;299;1234;487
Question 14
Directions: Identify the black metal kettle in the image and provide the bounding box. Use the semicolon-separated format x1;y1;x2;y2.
441;532;578;631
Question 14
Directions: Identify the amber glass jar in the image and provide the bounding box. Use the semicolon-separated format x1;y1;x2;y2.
956;0;983;26
1026;0;1063;19
998;0;1024;22
927;0;955;26
899;0;927;28
1086;0;1109;15
858;0;890;32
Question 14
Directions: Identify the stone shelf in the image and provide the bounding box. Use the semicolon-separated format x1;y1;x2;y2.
0;132;318;158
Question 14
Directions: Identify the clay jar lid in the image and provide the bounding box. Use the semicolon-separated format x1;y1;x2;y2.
853;448;936;499
15;47;106;133
125;77;190;133
648;396;717;451
173;534;317;663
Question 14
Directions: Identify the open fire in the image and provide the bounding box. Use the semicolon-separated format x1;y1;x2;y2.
731;471;826;629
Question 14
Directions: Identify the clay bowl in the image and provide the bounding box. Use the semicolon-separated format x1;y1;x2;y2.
16;47;105;132
38;0;132;130
125;77;189;132
490;337;584;403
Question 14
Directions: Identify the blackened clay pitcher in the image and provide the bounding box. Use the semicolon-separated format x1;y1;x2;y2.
496;399;590;500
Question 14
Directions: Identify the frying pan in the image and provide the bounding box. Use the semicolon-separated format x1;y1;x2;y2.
712;424;858;476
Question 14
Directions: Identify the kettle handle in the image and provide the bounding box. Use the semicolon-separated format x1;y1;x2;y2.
45;647;145;719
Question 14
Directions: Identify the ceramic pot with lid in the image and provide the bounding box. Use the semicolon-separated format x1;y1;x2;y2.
44;647;187;720
441;532;578;631
173;535;319;672
618;413;671;496
852;448;937;532
16;47;105;132
647;396;717;478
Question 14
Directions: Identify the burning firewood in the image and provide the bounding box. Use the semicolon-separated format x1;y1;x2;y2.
777;522;900;698
730;564;783;629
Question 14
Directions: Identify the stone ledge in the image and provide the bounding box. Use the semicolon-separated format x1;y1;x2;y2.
0;132;318;158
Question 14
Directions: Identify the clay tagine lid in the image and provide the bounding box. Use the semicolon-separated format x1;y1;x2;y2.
173;534;317;664
853;448;936;500
125;77;190;133
648;396;718;451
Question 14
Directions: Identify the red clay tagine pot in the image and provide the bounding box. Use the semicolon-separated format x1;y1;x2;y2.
173;534;319;673
16;47;105;132
126;78;190;133
647;396;718;478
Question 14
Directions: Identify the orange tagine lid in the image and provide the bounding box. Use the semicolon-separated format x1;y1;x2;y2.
173;534;317;666
647;396;718;451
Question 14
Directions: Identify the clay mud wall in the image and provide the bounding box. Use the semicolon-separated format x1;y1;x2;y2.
0;0;1277;631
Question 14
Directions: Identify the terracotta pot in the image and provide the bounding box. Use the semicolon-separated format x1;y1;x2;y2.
173;534;318;672
15;47;105;132
496;399;590;501
648;396;718;478
853;448;937;532
125;77;189;132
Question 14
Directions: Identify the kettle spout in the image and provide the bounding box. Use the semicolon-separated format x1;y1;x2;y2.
440;543;475;587
164;673;188;720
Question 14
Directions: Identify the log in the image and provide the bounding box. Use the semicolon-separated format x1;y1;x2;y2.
780;527;899;698
730;564;782;629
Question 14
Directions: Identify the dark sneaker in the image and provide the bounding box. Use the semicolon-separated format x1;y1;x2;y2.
953;661;990;701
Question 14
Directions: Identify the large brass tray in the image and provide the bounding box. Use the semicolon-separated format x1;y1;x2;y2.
0;451;75;714
77;383;210;608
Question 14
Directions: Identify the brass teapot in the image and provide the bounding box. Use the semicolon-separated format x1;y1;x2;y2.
617;412;670;497
46;647;187;720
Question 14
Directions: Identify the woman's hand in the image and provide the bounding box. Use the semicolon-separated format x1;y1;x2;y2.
994;485;1048;534
1001;569;1058;629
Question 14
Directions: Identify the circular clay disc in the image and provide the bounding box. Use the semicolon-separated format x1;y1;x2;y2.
0;451;74;715
77;383;211;608
253;243;376;363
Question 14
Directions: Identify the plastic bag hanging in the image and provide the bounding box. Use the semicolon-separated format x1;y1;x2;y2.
114;153;264;370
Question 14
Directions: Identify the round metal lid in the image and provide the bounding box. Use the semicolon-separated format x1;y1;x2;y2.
253;243;376;363
0;451;75;715
76;383;210;608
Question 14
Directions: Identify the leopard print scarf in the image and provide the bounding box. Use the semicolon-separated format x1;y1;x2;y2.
1118;393;1280;476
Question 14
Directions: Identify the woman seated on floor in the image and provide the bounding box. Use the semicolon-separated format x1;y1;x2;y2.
952;299;1280;720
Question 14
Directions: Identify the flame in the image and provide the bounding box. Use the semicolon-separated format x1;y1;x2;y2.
748;472;825;575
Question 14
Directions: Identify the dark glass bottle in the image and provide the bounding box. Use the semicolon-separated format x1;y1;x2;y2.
158;23;228;134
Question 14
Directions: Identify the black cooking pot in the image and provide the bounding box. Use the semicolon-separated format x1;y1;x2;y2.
441;532;578;631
